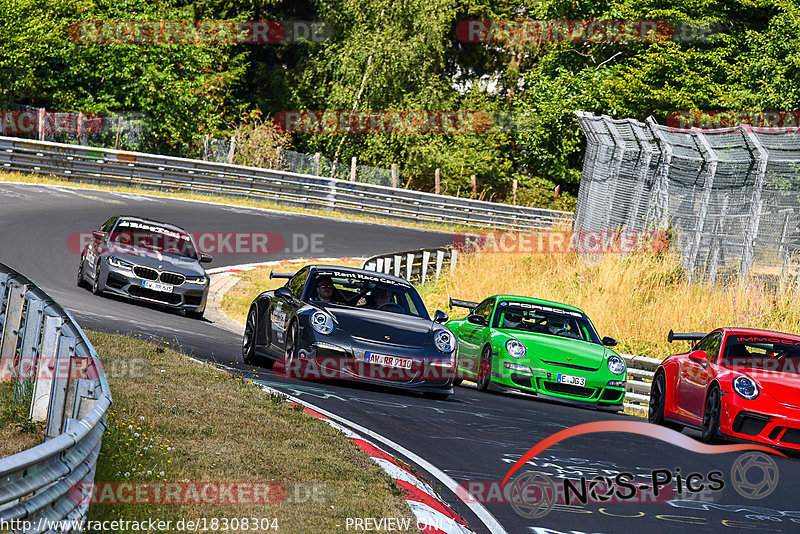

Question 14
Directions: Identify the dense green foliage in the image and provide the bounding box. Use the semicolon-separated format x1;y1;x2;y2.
1;0;797;208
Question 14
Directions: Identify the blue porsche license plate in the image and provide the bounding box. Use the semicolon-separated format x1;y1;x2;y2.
365;352;412;370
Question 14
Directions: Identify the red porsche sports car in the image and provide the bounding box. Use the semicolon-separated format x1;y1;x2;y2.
649;327;800;450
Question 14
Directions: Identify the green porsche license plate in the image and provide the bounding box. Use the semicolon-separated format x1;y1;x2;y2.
557;374;585;387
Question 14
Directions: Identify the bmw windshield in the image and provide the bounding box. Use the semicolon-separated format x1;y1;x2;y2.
109;220;198;259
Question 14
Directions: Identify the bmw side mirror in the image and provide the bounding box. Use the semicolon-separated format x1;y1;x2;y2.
467;314;487;326
433;310;449;324
275;286;292;300
199;253;213;263
602;336;618;347
92;230;107;241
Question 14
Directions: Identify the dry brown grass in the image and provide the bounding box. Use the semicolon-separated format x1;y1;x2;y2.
221;259;364;324
418;252;800;359
0;171;470;233
87;331;413;532
0;380;45;457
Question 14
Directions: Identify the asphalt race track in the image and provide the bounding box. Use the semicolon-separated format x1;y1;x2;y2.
2;182;798;534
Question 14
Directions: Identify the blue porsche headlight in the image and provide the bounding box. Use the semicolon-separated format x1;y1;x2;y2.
733;376;759;400
310;311;334;335
506;339;526;359
434;330;456;353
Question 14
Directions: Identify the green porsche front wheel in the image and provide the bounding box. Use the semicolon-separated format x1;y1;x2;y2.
477;346;492;391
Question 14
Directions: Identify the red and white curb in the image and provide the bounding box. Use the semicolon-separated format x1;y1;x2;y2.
188;358;479;534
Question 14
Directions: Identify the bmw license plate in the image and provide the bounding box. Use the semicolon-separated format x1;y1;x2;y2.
365;352;412;370
557;374;585;387
142;280;173;293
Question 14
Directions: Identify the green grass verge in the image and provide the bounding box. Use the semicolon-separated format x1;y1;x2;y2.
86;331;414;533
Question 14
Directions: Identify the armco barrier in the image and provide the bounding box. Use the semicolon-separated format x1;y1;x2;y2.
362;247;656;413
361;248;457;285
0;135;573;232
0;263;110;532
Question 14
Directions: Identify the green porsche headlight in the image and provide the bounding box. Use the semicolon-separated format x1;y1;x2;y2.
506;339;526;359
607;354;626;375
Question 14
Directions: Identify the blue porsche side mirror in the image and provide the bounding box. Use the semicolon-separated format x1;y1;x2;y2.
433;310;449;324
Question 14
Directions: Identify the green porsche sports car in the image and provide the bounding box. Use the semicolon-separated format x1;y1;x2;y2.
446;295;627;411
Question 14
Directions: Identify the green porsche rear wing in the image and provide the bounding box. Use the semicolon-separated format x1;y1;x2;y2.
449;297;479;311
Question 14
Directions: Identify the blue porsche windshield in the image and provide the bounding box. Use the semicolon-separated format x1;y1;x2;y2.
306;270;429;319
492;301;602;344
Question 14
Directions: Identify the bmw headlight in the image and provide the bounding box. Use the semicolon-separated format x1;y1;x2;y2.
733;376;759;400
310;311;334;335
506;339;526;359
607;354;626;375
185;275;208;286
107;256;133;270
434;330;456;353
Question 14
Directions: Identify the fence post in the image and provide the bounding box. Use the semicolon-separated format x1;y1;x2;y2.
38;108;46;140
780;210;792;281
434;168;440;195
314;152;320;175
114;116;123;149
350;157;357;181
202;134;209;161
471;175;476;199
645;117;673;232
739;127;768;280
391;164;398;188
688;130;718;281
226;135;236;164
512;179;518;205
76;111;84;138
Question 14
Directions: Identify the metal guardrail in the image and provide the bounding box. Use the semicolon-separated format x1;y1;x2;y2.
0;263;110;532
362;247;657;413
0;136;573;232
361;248;457;285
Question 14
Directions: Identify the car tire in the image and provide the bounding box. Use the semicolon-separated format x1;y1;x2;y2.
648;372;682;431
424;392;450;400
243;308;259;365
77;257;88;288
91;260;105;296
284;321;302;378
477;346;492;392
453;379;463;386
701;386;722;443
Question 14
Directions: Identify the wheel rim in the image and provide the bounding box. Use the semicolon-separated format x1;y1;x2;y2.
703;390;719;438
649;375;664;422
77;260;84;284
243;310;256;359
478;349;491;388
92;262;99;292
285;324;296;364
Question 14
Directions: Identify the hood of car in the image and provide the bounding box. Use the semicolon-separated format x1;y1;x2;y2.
734;369;800;407
109;248;205;276
320;305;432;347
502;331;607;370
